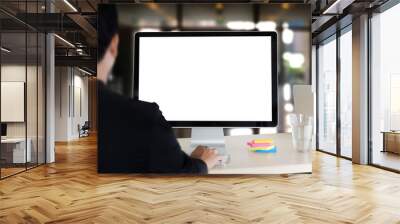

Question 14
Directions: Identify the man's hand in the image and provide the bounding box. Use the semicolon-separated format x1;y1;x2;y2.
191;146;220;170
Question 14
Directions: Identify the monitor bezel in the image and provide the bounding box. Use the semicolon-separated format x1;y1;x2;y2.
134;31;278;127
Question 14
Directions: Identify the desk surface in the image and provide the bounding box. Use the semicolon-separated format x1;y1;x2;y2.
381;131;400;134
179;133;313;174
1;138;26;144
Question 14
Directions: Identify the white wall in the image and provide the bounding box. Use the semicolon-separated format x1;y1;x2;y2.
55;67;89;141
55;67;70;141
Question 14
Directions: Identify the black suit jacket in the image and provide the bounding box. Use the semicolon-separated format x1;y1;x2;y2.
97;82;207;174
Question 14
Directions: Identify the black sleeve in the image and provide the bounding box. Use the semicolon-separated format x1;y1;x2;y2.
147;103;208;174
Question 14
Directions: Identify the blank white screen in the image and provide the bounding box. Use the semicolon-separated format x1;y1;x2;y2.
138;35;272;121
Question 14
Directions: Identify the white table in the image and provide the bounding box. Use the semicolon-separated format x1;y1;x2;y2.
1;138;31;163
179;133;313;174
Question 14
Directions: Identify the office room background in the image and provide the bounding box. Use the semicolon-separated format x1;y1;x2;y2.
2;0;400;222
0;1;96;179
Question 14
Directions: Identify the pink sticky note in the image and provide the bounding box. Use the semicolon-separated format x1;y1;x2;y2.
247;142;273;148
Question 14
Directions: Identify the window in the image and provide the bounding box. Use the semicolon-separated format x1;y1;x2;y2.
317;36;337;154
339;28;352;158
370;3;400;171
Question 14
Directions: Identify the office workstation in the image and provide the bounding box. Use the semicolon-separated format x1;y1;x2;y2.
95;4;315;175
179;133;312;174
131;31;313;174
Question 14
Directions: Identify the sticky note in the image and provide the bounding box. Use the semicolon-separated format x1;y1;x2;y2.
247;142;273;148
251;139;273;144
249;146;277;153
247;139;276;153
253;148;277;153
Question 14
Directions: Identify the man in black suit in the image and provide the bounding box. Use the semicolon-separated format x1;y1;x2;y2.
97;5;219;173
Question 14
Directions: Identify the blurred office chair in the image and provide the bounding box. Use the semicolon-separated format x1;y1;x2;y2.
79;121;90;138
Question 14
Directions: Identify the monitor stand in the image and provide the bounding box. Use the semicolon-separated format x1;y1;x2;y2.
190;127;230;166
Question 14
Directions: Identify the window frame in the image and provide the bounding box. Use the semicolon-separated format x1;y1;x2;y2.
315;23;353;160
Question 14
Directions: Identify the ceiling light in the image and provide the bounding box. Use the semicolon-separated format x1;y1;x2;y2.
282;23;294;44
226;21;255;31
198;20;217;27
284;103;294;112
283;52;305;69
54;34;75;48
256;21;277;31
138;28;161;32
63;0;78;12
283;83;291;101
1;47;11;53
78;67;93;76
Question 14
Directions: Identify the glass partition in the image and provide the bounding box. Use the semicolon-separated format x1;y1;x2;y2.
370;3;400;171
339;27;352;158
1;31;28;178
0;1;46;179
317;36;337;154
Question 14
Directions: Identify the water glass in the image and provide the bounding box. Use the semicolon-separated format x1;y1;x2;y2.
288;114;313;152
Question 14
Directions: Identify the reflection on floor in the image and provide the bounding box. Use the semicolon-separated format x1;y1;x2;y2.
373;151;400;171
341;147;352;158
0;163;41;178
0;167;25;178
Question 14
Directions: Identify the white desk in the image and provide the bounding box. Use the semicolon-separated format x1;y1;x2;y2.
179;133;313;174
1;138;31;163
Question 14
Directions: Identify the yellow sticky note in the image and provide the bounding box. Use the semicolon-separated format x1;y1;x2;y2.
253;139;273;144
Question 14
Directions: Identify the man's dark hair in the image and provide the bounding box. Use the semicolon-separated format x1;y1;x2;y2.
98;4;119;61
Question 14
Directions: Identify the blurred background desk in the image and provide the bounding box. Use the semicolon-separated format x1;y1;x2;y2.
179;133;313;174
382;131;400;154
0;138;31;164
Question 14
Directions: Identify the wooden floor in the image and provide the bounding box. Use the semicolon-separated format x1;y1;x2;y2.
1;135;400;224
1;167;26;178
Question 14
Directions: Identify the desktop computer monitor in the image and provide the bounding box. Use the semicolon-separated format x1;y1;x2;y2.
134;32;277;156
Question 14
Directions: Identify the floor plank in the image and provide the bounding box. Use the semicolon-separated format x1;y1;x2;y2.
1;135;400;223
